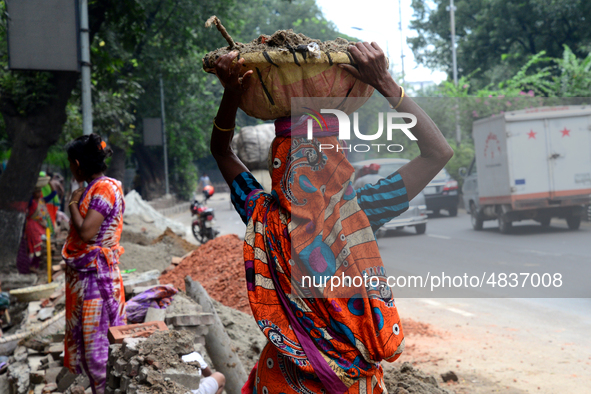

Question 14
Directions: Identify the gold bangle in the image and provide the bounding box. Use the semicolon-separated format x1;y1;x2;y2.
213;118;235;132
392;86;405;110
69;201;79;207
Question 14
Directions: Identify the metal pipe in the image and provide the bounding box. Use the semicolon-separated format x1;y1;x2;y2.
80;0;93;135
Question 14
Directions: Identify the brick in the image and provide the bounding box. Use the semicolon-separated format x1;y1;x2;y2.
114;358;128;375
122;338;144;360
30;369;45;384
126;383;138;394
163;368;201;390
144;307;166;322
108;344;122;369
108;321;168;344
198;313;214;326
56;369;77;392
165;314;200;327
127;358;141;377
55;367;69;384
107;371;121;389
44;367;62;385
171;257;182;265
120;375;131;391
51;334;65;343
46;343;64;359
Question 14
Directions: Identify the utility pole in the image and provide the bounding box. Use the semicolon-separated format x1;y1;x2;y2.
80;0;92;135
449;0;458;86
398;0;405;86
447;0;461;144
159;75;170;195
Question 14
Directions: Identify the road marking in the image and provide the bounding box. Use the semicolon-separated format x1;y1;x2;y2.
521;249;563;257
446;307;474;317
421;299;441;306
421;299;474;317
427;234;451;240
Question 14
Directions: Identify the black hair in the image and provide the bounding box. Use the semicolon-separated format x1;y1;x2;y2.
65;133;112;178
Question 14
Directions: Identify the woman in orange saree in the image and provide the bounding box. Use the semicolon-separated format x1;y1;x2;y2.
211;42;453;394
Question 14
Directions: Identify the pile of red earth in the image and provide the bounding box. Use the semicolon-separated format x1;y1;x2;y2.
401;318;438;337
159;234;251;314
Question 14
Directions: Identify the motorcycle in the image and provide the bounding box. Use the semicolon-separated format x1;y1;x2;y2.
190;198;219;243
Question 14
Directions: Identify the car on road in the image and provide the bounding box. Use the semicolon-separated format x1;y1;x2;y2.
423;168;459;216
351;158;428;235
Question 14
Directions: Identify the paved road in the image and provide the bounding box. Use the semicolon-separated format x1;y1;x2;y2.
378;209;591;298
384;211;591;392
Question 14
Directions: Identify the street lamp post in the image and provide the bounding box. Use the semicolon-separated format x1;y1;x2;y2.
447;0;461;145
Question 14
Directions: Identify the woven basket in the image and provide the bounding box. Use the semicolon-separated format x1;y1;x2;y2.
203;50;374;120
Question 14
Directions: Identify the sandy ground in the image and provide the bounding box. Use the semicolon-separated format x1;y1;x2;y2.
390;298;591;394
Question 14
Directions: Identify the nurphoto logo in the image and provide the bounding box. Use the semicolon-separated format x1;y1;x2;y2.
304;108;418;153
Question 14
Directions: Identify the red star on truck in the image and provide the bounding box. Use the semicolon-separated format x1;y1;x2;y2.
560;127;571;137
527;130;536;139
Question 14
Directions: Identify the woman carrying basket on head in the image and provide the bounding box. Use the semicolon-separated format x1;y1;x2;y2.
211;42;453;394
62;134;127;394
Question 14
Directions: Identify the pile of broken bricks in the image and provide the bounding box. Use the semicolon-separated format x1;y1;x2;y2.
1;268;214;394
106;327;205;393
103;291;214;393
6;335;92;394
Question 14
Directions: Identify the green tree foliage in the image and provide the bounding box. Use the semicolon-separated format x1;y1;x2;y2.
409;0;591;87
235;0;356;42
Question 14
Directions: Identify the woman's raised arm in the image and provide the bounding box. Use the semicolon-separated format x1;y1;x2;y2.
210;52;253;186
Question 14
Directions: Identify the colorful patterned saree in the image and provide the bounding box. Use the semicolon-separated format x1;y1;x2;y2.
62;177;126;394
239;117;406;394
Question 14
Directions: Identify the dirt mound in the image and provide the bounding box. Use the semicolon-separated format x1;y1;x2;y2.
212;299;267;372
385;362;453;394
152;227;198;255
159;234;250;314
207;29;351;58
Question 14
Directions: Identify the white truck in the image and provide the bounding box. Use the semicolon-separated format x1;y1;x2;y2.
461;105;591;233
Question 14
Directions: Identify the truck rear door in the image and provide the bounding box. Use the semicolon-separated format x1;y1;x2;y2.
546;114;591;199
506;118;551;200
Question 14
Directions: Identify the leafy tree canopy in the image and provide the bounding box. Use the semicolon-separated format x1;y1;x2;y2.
409;0;591;87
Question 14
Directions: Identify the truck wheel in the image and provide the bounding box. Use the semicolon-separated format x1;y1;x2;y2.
448;207;458;217
415;223;427;234
539;217;551;227
498;214;513;234
566;215;581;230
470;203;483;231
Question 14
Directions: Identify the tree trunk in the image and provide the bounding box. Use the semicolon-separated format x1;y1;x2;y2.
105;142;127;184
134;145;165;200
0;71;78;273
